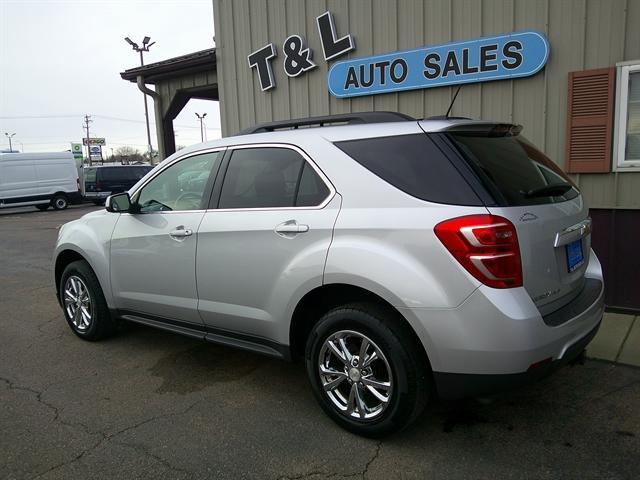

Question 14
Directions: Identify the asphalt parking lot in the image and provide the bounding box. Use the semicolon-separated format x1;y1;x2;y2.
1;205;639;480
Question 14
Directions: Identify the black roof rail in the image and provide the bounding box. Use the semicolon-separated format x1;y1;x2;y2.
426;115;473;120
238;111;415;135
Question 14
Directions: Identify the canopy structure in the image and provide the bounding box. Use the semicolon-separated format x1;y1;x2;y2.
120;48;217;160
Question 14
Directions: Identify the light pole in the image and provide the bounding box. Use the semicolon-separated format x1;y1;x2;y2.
125;36;156;157
4;132;16;152
195;113;207;142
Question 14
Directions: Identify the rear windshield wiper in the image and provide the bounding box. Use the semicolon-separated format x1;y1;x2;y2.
523;182;573;198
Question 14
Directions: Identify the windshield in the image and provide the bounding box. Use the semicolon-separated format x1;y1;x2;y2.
448;132;580;206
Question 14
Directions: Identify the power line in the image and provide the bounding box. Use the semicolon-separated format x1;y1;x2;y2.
0;113;221;130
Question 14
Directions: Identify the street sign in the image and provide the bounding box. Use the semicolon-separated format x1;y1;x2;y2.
71;142;84;166
82;138;106;146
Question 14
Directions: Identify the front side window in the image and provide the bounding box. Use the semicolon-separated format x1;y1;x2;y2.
218;147;330;209
136;152;219;212
616;64;640;169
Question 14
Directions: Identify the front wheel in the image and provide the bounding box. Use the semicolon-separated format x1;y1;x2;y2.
60;260;116;341
305;303;430;437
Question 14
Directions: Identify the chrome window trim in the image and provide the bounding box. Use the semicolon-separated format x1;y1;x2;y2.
211;142;336;212
126;147;227;214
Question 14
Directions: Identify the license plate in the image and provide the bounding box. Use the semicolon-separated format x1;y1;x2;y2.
566;239;584;272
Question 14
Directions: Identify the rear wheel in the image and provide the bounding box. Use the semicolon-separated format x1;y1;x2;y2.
52;194;68;210
60;260;115;341
305;303;429;437
36;204;49;211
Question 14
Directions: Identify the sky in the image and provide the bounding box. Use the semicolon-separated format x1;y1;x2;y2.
0;0;220;154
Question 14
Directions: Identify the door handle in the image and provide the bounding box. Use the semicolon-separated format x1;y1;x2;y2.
169;226;193;238
275;220;309;237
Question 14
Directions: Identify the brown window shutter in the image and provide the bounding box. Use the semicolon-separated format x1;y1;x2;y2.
565;67;615;173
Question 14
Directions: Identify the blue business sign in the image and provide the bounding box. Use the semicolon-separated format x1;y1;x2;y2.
328;31;549;98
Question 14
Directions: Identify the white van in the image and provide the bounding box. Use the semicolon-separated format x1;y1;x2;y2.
0;152;81;210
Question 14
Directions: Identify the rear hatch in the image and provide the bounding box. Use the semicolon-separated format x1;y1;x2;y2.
442;124;591;315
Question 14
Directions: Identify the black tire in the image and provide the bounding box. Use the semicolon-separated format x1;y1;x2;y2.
305;303;430;437
52;194;68;210
59;260;116;341
36;204;49;211
92;200;105;206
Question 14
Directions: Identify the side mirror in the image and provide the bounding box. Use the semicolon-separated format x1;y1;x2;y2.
105;192;133;213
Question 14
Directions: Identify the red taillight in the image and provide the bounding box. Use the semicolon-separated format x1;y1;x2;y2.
96;180;101;191
434;214;523;289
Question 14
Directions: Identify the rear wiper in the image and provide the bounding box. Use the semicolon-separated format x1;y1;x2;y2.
523;182;573;198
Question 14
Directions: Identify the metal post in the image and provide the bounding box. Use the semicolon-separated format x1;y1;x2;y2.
139;50;153;158
195;113;207;143
125;36;156;162
4;132;15;152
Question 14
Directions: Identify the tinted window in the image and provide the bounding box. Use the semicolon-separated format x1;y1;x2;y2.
99;167;131;182
137;152;219;212
296;163;330;206
84;168;96;182
449;133;579;206
335;134;481;205
219;148;305;209
133;166;153;179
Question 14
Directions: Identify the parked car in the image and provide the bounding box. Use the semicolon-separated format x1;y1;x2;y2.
53;113;604;437
0;152;80;210
83;164;153;205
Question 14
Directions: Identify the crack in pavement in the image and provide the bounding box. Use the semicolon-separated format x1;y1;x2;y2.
1;376;201;479
362;441;382;479
28;400;203;479
277;440;382;480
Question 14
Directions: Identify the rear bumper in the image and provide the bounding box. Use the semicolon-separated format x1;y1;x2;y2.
432;319;601;399
398;250;604;399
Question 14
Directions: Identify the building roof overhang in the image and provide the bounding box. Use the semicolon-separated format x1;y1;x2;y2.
120;48;216;84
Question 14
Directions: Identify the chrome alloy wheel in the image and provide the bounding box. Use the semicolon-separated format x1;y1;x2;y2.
318;330;393;421
63;276;92;331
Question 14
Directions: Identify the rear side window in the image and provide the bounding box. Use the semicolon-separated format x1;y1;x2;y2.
133;166;152;179
84;168;96;182
334;134;482;205
448;133;580;206
99;168;132;182
296;163;330;207
218;147;330;209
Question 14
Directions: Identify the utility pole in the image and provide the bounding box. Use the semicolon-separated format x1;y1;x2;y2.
125;36;155;159
4;132;16;152
83;115;92;166
195;113;207;142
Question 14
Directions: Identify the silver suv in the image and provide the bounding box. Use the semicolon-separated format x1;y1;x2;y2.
53;112;604;437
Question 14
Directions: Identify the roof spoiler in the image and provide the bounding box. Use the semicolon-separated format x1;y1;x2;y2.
437;122;523;137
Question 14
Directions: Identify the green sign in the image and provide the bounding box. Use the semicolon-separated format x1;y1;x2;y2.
71;143;83;156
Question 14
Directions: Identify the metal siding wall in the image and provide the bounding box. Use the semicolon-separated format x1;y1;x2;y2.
213;0;640;208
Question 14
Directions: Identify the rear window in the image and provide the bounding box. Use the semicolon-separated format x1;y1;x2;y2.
448;132;580;206
334;134;482;205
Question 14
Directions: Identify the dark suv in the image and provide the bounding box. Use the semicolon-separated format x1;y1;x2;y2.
83;165;153;204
